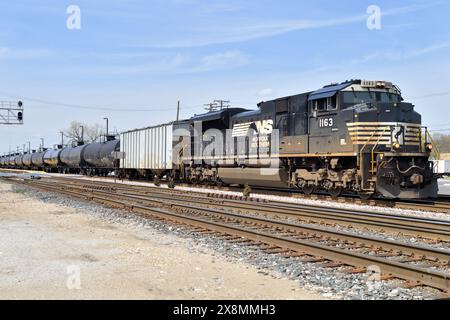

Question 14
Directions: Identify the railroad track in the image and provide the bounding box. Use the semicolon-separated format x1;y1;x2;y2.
2;169;450;213
9;176;450;293
56;174;450;214
47;176;450;242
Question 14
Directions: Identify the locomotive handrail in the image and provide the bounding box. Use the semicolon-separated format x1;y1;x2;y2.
370;126;390;175
358;130;379;190
425;128;440;161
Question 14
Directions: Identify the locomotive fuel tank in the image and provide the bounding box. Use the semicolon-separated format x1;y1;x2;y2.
83;140;120;168
217;167;289;188
59;145;87;168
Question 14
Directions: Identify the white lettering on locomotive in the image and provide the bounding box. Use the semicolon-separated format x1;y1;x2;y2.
319;117;334;128
232;119;273;137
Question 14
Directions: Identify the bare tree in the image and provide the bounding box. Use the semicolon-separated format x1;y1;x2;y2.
64;121;103;145
433;133;450;153
84;123;103;143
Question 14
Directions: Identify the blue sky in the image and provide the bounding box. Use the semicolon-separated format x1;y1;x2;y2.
1;0;450;152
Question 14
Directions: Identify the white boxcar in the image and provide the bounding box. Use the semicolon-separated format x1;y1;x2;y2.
120;123;173;170
433;160;450;175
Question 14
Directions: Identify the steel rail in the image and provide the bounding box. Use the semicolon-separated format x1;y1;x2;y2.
44;177;450;241
74;186;450;261
52;175;450;213
19;179;450;291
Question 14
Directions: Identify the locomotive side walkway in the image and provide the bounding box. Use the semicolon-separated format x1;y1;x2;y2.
0;180;323;299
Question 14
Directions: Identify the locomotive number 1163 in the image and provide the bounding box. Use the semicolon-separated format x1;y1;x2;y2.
318;117;334;128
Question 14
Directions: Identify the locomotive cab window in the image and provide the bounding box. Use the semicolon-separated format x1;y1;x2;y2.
327;95;337;110
342;91;401;105
314;98;327;111
313;95;337;111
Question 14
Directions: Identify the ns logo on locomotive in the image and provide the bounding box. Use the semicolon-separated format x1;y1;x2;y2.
0;80;439;200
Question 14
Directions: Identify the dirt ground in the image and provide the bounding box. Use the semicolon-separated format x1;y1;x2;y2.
0;181;323;299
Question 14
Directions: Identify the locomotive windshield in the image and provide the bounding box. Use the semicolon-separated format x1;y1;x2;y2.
342;91;401;104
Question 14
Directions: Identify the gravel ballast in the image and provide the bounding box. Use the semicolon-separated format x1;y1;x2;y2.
3;179;445;300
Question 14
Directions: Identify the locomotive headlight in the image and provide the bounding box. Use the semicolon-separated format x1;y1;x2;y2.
425;143;433;151
393;142;401;150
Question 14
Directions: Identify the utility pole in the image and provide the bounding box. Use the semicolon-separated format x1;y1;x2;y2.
60;132;64;147
176;101;180;121
104;117;109;140
80;125;84;143
41;138;44;151
23;144;25;154
204;102;219;112
28;141;31;153
213;100;230;110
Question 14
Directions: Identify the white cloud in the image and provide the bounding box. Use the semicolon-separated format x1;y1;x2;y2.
408;42;450;57
60;51;247;75
353;41;450;65
200;50;247;70
139;3;433;48
258;88;274;97
0;47;51;60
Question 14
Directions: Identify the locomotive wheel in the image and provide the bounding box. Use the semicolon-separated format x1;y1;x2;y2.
329;186;343;198
358;192;373;200
302;185;315;196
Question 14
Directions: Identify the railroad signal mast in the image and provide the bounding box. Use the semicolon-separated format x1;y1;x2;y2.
0;101;24;125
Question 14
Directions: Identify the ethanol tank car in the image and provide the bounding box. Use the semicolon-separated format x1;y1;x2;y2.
43;148;63;172
14;154;24;167
31;152;45;169
8;155;16;168
59;145;88;173
82;140;120;176
22;153;33;168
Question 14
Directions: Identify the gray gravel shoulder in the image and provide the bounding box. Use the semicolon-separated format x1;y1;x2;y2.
9;182;444;300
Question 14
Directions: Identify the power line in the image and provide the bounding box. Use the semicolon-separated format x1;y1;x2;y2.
0;91;201;113
410;91;450;100
429;128;450;133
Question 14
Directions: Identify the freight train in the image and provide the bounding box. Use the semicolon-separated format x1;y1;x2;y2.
0;80;439;199
0;139;120;176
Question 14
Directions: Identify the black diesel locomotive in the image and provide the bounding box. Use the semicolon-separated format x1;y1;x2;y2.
0;80;439;199
177;80;438;199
